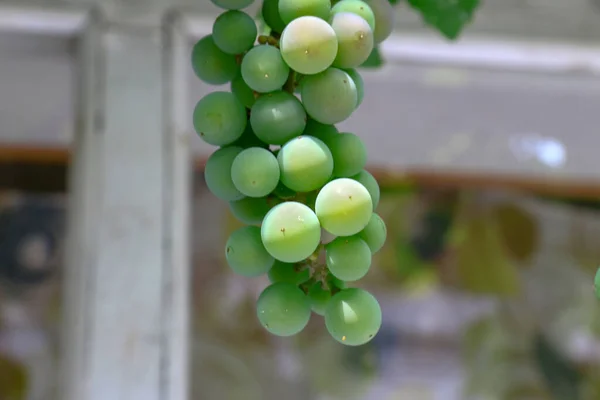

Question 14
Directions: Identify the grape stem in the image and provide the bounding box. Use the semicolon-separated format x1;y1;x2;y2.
283;70;296;94
257;35;280;48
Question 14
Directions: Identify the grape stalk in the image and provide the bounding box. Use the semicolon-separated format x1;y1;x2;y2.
194;0;393;346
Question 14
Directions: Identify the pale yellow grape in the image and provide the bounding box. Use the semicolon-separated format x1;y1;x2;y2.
280;16;338;75
330;12;374;69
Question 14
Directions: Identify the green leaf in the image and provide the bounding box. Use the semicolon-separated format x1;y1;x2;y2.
407;0;480;39
533;333;582;400
359;46;384;68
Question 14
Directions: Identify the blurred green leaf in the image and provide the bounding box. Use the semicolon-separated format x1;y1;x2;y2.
454;214;521;296
533;333;581;400
360;46;384;68
407;0;480;39
493;203;539;263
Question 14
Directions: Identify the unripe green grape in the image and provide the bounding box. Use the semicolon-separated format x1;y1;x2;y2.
325;236;372;281
268;261;311;285
364;0;395;44
325;288;382;346
303;119;339;142
204;146;245;201
325;132;367;177
193;91;247;146
344;68;364;107
211;0;254;10
262;0;287;34
250;91;307;145
358;213;387;253
278;0;331;24
330;12;374;69
272;181;297;200
212;10;257;54
261;201;321;263
308;283;332;316
301;68;358;124
595;267;600;299
278;136;334;192
315;178;373;236
351;170;380;210
331;0;376;31
280;16;338;75
229;196;272;225
191;35;238;85
225;226;274;277
231;147;281;198
257;282;312;336
241;45;290;93
230;73;257;109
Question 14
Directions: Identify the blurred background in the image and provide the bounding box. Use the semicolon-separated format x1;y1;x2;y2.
1;0;600;399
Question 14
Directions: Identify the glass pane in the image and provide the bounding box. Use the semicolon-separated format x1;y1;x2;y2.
0;32;74;398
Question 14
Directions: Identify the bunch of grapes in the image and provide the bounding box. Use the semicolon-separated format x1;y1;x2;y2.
193;0;393;346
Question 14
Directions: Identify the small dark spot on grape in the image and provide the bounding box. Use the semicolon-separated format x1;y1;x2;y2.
281;228;286;235
348;195;353;200
368;334;373;338
226;246;232;253
343;79;347;83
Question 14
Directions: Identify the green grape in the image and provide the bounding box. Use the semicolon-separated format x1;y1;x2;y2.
595;267;600;299
308;283;332;316
261;201;321;262
278;136;334;192
325;132;367;177
229;196;272;225
268;261;311;285
241;45;290;93
272;181;297;199
325;236;372;281
358;213;386;253
351;170;380;210
327;273;347;289
325;288;382;346
230;73;256;109
315;178;373;236
250;91;307;145
191;35;239;85
278;0;331;24
344;68;364;106
280;16;338;75
262;0;287;34
303;118;338;142
204;146;245;201
257;282;312;336
364;0;394;44
231;147;281;197
212;10;258;54
193;91;247;146
331;0;376;31
301;68;358;124
330;12;374;69
230;124;268;149
211;0;254;10
225;226;275;277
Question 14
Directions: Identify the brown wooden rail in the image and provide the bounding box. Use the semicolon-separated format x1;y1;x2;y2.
0;144;599;199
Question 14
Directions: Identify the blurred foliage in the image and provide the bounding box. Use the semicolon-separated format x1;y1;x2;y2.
0;355;27;400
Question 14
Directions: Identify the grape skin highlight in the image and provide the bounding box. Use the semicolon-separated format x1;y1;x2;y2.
191;35;238;85
257;282;312;336
315;178;373;236
261;201;322;263
280;16;339;75
212;10;258;55
277;136;334;192
225;226;275;277
301;68;358;124
231;147;281;197
193;91;247;146
241;45;290;93
325;288;382;346
204;146;245;201
330;12;374;69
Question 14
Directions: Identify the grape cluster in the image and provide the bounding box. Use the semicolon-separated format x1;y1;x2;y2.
194;0;393;346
